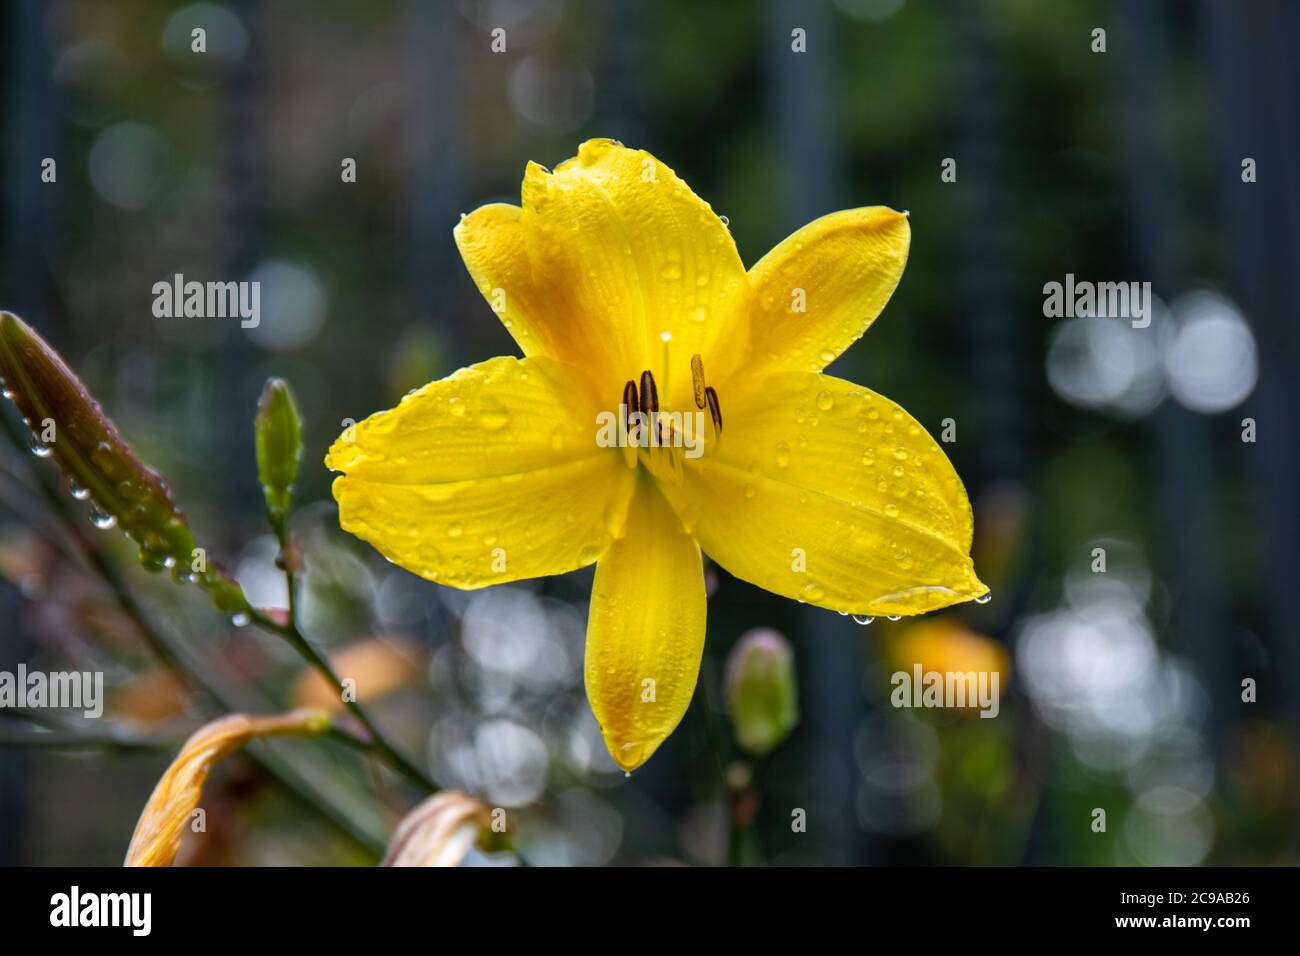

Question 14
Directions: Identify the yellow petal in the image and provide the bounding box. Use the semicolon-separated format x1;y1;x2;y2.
327;355;635;588
124;710;329;867
665;371;985;617
453;203;578;366
457;139;750;406
746;208;910;373
585;476;706;772
381;791;493;867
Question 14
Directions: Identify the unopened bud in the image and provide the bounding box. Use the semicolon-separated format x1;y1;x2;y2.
723;628;799;756
0;311;248;613
255;377;302;531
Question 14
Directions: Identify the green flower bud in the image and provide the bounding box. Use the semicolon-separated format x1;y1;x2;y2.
0;311;248;613
723;628;799;756
254;378;302;530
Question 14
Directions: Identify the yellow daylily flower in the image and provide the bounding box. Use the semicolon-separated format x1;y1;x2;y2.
327;139;986;772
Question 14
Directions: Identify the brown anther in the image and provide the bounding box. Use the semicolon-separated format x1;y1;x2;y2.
690;354;707;409
639;369;664;445
639;370;659;416
622;379;639;429
705;386;723;435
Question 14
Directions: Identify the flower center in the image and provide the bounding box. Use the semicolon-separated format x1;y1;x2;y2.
615;352;722;483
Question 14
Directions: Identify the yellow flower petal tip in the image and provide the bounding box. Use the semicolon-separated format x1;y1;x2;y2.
605;736;660;775
331;139;983;771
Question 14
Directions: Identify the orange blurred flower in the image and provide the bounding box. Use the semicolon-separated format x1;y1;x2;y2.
289;636;424;713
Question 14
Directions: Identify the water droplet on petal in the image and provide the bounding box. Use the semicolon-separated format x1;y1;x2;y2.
887;614;901;621
69;480;91;501
975;592;992;605
230;612;251;628
852;615;874;626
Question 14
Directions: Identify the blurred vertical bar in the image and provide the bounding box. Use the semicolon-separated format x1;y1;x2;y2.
221;0;268;514
952;3;1025;490
951;0;1037;861
1117;0;1233;744
1202;0;1300;738
596;0;647;147
764;0;869;865
0;0;57;865
409;0;465;364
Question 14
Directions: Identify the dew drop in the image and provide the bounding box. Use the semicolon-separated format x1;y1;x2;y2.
887;614;901;621
719;215;730;228
884;503;900;518
447;523;463;538
69;480;91;501
660;262;683;281
975;592;992;605
30;440;52;458
230;612;251;628
88;503;117;530
800;582;824;603
477;407;511;431
852;615;874;626
775;442;792;469
816;390;834;411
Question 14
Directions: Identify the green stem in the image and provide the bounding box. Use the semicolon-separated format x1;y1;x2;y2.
250;604;436;794
0;729;166;752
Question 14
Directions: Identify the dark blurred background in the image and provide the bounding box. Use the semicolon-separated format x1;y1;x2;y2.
1;0;1298;865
